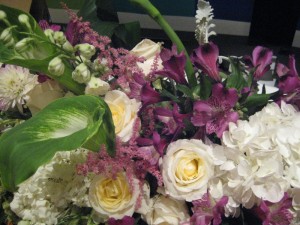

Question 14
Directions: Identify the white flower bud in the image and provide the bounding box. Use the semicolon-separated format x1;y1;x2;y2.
18;14;29;24
18;14;31;31
0;10;7;20
75;43;96;59
15;38;33;53
53;31;66;45
44;29;55;43
62;40;74;53
48;57;65;76
85;77;110;96
92;58;110;75
0;27;15;47
72;63;91;84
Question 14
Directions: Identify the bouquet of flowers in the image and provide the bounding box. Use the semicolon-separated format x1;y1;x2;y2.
0;0;300;224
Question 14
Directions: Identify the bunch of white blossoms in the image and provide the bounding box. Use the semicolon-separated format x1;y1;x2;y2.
10;149;91;225
218;102;300;216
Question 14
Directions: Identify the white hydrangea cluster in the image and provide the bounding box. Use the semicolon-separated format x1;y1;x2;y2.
10;149;92;225
213;102;300;216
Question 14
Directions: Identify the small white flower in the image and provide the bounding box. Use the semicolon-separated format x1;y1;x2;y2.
48;57;65;76
85;77;110;96
75;43;96;60
0;65;38;112
72;63;91;84
142;194;189;225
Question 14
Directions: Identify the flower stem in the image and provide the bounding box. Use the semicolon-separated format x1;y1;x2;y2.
129;0;197;87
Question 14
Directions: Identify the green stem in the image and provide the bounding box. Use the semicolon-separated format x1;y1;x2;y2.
129;0;197;87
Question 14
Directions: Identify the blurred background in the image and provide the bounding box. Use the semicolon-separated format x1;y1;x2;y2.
1;0;300;69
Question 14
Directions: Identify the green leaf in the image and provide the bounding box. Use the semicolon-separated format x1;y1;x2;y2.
0;95;115;191
112;21;141;49
199;75;212;100
242;93;271;108
177;84;194;98
226;57;248;91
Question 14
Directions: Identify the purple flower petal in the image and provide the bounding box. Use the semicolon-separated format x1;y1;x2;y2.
252;46;273;79
276;63;290;77
191;42;220;81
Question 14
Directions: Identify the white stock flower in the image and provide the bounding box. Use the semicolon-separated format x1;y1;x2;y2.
161;139;214;201
142;194;189;225
10;149;91;225
26;80;64;115
104;90;141;142
131;39;163;76
0;65;38;112
89;173;140;221
85;77;110;96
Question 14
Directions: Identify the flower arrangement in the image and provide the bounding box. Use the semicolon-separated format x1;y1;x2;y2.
0;0;300;225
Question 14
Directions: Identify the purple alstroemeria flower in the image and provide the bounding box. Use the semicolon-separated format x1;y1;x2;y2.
155;103;191;135
107;216;135;225
141;83;162;107
191;83;239;138
245;46;273;79
253;193;293;225
191;42;220;81
155;46;188;84
277;55;300;93
190;193;228;225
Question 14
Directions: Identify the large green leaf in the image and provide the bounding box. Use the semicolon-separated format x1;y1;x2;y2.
0;95;115;191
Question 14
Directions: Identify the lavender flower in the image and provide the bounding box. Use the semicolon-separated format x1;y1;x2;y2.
191;83;239;138
191;42;220;81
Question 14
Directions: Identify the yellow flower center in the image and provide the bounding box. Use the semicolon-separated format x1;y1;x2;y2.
95;174;132;210
175;153;205;182
108;103;125;134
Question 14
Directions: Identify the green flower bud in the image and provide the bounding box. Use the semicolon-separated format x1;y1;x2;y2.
48;57;65;76
15;38;34;53
18;14;32;31
17;221;31;225
53;31;66;45
44;29;55;43
75;43;96;59
0;27;15;47
62;40;74;53
92;58;110;75
0;10;7;20
72;63;91;84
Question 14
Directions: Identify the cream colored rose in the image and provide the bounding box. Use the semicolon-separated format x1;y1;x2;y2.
26;80;64;115
131;39;163;76
161;139;214;202
142;194;189;225
89;173;140;221
104;90;140;142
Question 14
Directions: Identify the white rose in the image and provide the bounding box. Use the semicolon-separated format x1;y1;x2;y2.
131;39;163;76
104;90;140;142
161;139;214;201
85;77;110;96
26;80;64;115
142;194;189;225
89;173;140;221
